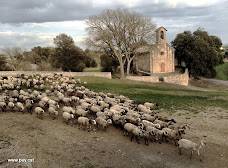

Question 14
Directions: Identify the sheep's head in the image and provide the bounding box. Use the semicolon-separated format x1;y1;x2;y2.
54;111;58;115
107;119;112;125
149;130;156;136
201;140;207;147
178;129;185;135
155;124;161;129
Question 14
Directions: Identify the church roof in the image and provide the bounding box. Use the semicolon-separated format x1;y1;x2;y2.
155;26;167;32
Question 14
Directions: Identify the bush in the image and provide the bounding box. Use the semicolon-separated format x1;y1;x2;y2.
215;62;228;80
91;60;97;67
0;55;10;70
76;62;86;72
100;52;119;73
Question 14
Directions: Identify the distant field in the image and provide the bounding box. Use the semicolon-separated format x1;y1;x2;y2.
215;62;228;80
83;69;101;72
83;67;101;72
77;76;228;113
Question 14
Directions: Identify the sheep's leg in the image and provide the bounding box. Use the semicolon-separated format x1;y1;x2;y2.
145;138;149;146
179;148;182;155
104;126;107;132
131;135;134;142
190;151;193;159
136;136;140;144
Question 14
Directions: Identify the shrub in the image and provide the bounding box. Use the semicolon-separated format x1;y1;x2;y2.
91;60;97;67
215;62;228;80
100;52;119;73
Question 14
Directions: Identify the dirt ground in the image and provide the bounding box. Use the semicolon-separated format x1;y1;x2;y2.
0;80;228;168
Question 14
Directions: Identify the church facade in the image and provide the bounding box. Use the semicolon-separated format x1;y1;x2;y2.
134;27;175;74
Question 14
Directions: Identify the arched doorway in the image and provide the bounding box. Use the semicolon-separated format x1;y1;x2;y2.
161;63;165;72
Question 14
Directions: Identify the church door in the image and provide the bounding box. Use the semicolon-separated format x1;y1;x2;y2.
161;63;165;72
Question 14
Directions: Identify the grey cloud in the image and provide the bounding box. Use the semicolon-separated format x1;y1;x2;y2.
0;0;220;24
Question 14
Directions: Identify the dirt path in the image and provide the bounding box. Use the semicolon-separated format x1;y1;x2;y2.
1;108;228;168
199;77;228;86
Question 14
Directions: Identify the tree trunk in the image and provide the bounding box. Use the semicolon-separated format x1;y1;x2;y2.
126;59;131;76
119;61;125;79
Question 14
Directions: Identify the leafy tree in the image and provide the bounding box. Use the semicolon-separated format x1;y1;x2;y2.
100;49;119;73
225;52;228;59
172;28;224;78
86;8;156;78
51;33;86;72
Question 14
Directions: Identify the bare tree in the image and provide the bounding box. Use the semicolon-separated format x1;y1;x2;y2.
1;47;25;70
86;8;156;78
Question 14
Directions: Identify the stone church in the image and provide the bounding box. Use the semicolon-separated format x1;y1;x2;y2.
134;27;175;74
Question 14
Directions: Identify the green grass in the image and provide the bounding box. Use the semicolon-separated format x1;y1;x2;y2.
74;76;228;113
215;62;228;80
83;69;101;72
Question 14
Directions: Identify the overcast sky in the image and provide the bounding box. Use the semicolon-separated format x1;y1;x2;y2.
0;0;228;50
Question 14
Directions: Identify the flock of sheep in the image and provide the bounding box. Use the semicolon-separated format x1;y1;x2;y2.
0;73;206;161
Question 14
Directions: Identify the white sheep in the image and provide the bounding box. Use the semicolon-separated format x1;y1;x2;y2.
75;108;88;117
62;106;75;114
0;102;7;112
123;123;137;136
142;120;161;129
77;116;96;132
48;106;58;120
16;102;25;113
178;139;207;161
95;117;112;132
34;107;45;120
8;102;15;111
62;112;74;125
144;102;158;110
131;126;144;144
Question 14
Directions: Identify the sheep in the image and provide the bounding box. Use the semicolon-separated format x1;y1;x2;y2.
153;119;172;128
62;97;72;105
123;123;137;136
144;102;158;110
41;96;50;104
62;106;75;114
130;126;144;144
141;114;158;122
16;102;25;113
34;107;45;120
143;130;156;146
48;106;58;120
8;102;15;111
75;108;88;117
125;116;141;126
77;116;96;132
142;120;161;129
89;104;101;115
25;99;34;114
162;128;185;145
62;112;74;125
0;102;7;112
48;99;59;108
178;139;207;162
95;117;112;132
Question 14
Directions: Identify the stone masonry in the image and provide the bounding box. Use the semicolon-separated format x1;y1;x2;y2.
134;27;175;74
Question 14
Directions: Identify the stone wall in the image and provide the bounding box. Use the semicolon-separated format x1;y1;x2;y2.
125;76;159;83
163;69;189;86
0;71;112;79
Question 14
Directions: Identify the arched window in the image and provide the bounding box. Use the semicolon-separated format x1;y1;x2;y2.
160;31;164;39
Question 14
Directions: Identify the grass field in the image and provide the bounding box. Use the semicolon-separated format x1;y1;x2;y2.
76;77;228;114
